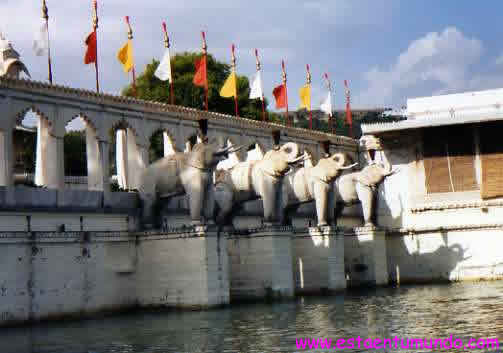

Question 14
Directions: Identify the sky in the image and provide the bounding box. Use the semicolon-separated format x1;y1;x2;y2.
2;0;503;117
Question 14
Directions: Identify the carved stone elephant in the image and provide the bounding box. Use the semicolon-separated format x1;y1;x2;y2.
334;161;395;227
139;138;239;228
214;142;304;226
283;152;356;226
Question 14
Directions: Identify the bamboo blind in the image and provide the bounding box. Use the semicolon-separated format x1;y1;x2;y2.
480;122;503;199
423;126;477;194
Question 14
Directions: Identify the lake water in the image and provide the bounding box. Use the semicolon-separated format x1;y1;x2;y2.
2;282;503;352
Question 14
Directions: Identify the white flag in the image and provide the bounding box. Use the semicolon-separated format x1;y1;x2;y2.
33;23;49;56
249;71;263;100
320;91;332;116
154;48;172;82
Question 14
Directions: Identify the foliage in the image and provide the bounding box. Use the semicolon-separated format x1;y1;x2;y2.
64;131;87;176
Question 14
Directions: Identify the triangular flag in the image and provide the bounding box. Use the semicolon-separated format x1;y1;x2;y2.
320;91;332;116
273;84;287;109
220;71;237;98
117;40;134;73
299;84;311;110
84;31;97;64
154;48;172;82
33;22;49;56
249;71;263;100
193;55;208;89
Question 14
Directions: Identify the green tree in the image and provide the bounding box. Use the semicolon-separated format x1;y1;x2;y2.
64;131;87;176
122;52;268;121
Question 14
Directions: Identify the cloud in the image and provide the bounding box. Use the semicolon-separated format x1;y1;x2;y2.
357;27;483;107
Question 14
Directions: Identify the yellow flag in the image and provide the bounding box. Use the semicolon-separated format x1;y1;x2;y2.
299;84;311;110
117;40;134;73
220;72;237;98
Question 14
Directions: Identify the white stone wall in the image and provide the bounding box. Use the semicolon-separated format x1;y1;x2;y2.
228;232;294;300
136;234;229;308
387;228;503;284
292;229;345;294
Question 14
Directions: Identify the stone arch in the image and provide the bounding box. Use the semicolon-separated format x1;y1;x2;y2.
14;105;52;130
109;117;147;191
148;127;177;162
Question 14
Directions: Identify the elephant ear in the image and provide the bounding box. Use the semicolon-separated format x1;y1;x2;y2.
331;153;346;169
280;142;300;162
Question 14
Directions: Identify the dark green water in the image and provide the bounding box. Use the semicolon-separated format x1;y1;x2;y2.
1;282;503;353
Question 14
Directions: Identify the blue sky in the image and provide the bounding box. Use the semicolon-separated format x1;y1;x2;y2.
2;0;503;113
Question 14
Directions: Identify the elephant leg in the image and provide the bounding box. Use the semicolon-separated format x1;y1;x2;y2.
188;178;204;225
334;202;345;227
203;180;216;225
313;182;330;227
261;176;280;224
356;183;375;226
214;184;234;226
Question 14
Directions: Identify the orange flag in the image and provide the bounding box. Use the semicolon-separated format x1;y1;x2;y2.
84;31;97;64
273;84;287;109
193;55;208;89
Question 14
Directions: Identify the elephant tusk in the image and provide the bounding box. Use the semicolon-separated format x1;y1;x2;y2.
288;155;307;165
340;162;358;170
228;145;244;154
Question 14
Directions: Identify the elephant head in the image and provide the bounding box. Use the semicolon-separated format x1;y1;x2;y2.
258;142;305;178
356;160;395;187
186;141;242;170
312;152;358;183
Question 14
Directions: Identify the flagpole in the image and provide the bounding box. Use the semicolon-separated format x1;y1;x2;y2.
42;0;53;84
231;44;238;117
282;60;289;126
345;79;353;138
201;31;208;111
255;49;266;122
92;0;100;93
324;72;334;134
162;22;174;105
125;16;136;97
306;64;312;130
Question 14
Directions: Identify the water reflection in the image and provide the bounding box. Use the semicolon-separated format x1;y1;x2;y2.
2;282;503;352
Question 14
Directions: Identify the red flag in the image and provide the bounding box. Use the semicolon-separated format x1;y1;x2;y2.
344;79;352;126
84;31;97;64
193;55;208;89
273;84;287;109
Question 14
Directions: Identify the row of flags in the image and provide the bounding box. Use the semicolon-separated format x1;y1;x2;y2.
31;0;353;134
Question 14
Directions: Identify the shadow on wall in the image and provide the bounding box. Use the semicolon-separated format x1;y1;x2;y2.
345;230;469;287
387;230;470;285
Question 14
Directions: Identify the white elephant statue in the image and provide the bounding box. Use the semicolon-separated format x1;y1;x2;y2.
334;155;396;227
283;150;357;226
139;120;240;228
214;141;304;226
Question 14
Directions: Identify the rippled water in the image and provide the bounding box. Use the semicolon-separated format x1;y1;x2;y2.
2;282;503;352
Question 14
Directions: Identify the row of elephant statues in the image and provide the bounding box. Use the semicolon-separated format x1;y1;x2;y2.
138;125;395;230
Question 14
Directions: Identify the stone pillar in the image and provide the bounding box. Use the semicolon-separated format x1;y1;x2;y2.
86;125;102;191
43;131;64;189
136;226;229;308
227;226;294;301
0;128;13;186
292;226;346;295
99;141;110;192
126;128;147;190
116;129;128;189
348;227;388;287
